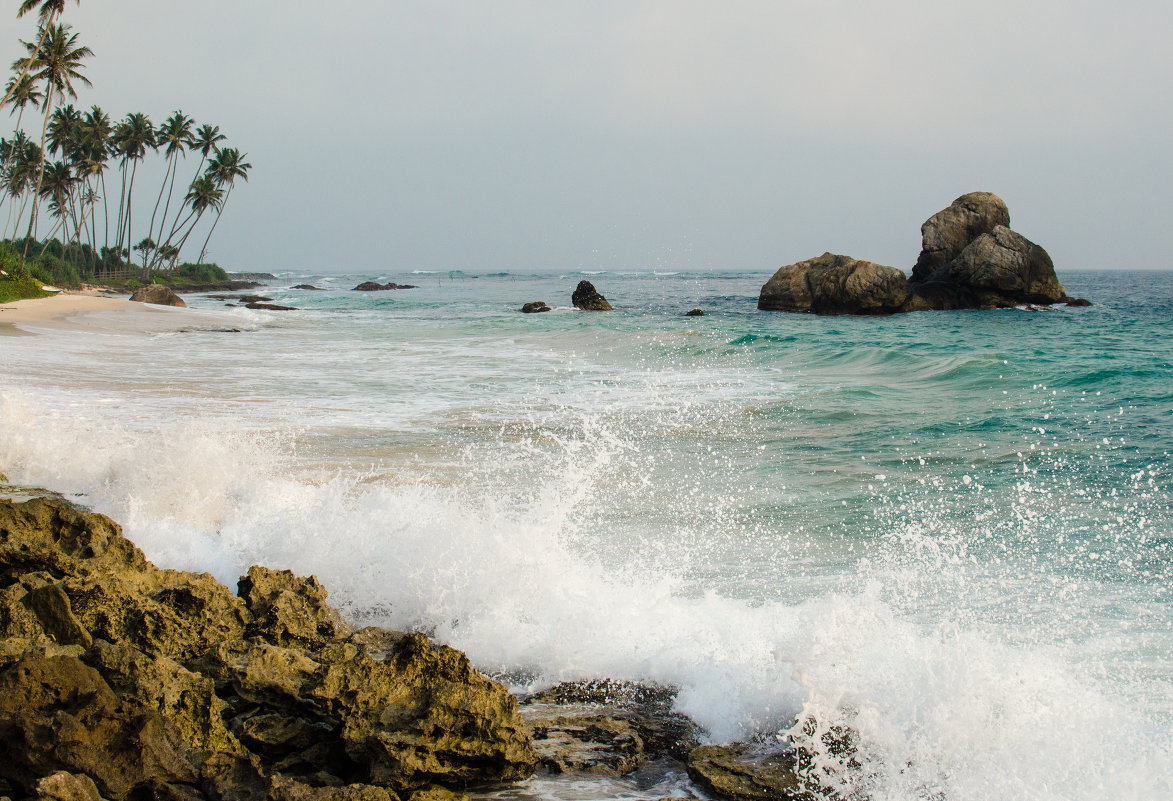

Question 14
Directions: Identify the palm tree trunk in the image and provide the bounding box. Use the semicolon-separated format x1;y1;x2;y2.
197;184;232;264
148;152;174;246
20;84;57;272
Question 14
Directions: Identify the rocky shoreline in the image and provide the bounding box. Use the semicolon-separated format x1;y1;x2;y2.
0;495;821;801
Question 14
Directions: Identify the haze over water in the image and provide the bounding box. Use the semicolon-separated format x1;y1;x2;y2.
2;268;1171;800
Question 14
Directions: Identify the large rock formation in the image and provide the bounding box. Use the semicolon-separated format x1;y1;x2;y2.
906;193;1069;310
0;497;538;801
758;192;1082;315
129;285;186;307
757;253;908;315
571;281;612;311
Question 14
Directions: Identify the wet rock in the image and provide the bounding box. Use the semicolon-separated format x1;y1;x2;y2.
1064;297;1093;307
912;191;1010;283
520;680;701;776
685;309;704;316
521;302;551;314
207;295;273;304
572;281;612;311
758;253;907;315
129;285;186;308
244;303;298;311
292;285;324;291
686;744;803;801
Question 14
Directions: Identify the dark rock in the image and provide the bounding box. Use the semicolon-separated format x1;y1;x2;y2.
571;281;612;311
520;680;700;776
758;253;907;315
685;309;704;316
686;744;803;801
129;285;186;308
1064;297;1093;307
521;302;551;314
912;191;1010;283
243;303;298;311
206;295;273;304
227;273;277;282
237;566;351;651
291;285;324;291
353;283;416;292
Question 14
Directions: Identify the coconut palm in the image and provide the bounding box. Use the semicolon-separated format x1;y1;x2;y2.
74;103;110;258
5;72;43;133
170;174;221;259
1;132;38;237
147;111;192;252
110;111;155;273
197;146;249;263
0;0;80;113
17;21;92;271
161;122;223;248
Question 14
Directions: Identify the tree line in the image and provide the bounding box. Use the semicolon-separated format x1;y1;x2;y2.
0;0;250;283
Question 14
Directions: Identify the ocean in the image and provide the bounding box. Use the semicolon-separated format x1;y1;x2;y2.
1;269;1171;800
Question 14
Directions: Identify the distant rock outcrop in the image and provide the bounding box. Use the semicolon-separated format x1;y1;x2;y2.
911;191;1010;283
521;302;551;314
353;282;417;292
571;281;612;311
129;285;186;307
757;253;908;315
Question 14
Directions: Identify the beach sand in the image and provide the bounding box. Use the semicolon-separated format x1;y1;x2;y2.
0;292;219;336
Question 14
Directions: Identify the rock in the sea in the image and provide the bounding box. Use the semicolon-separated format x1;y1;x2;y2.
292;285;324;291
244;303;298;311
0;498;538;800
571;281;612;311
685;308;704;317
129;285;186;308
686;744;803;801
758;253;908;315
912;191;1010;283
521;302;551;314
905;225;1066;310
353;282;416;292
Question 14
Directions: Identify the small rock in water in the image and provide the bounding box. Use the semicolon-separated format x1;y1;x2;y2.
572;281;612;311
521;302;551;314
245;302;298;311
353;281;417;291
292;284;324;291
129;284;186;307
685;308;704;316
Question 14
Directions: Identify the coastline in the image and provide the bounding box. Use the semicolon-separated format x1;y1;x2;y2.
0;291;237;337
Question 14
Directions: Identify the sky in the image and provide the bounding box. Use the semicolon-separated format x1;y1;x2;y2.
4;0;1171;274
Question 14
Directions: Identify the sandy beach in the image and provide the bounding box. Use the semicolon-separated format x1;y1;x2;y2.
0;292;208;336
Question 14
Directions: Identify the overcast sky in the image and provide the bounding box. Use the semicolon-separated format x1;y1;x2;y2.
5;0;1170;274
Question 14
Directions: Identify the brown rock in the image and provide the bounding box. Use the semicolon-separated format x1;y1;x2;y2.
34;771;106;801
758;253;907;315
685;309;704;316
238;566;351;651
571;281;612;311
947;226;1065;303
686;744;803;801
520;302;551;314
129;285;186;308
912;191;1010;282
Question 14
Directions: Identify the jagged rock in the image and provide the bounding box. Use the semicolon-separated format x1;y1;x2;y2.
521;680;701;776
685;309;704;316
758;253;907;315
201;752;400;801
520;302;551;314
912;191;1010;282
1;498;539;798
238;566;351;651
572;281;612;311
34;771;106;801
129;285;186;308
405;787;468;801
0;650;203;800
686;744;803;801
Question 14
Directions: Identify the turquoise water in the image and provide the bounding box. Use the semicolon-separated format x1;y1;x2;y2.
1;269;1171;799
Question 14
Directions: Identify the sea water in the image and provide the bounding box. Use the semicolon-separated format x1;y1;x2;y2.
1;269;1170;800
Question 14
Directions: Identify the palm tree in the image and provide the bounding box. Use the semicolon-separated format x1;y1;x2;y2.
1;132;38;238
148;111;192;251
37;157;75;251
4;72;43;133
161;122;222;248
170;174;221;259
74;103;110;260
110;111;154;274
0;0;80;113
197;146;249;263
17;21;92;272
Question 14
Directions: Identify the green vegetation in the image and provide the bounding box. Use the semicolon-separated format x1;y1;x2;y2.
1;0;251;284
